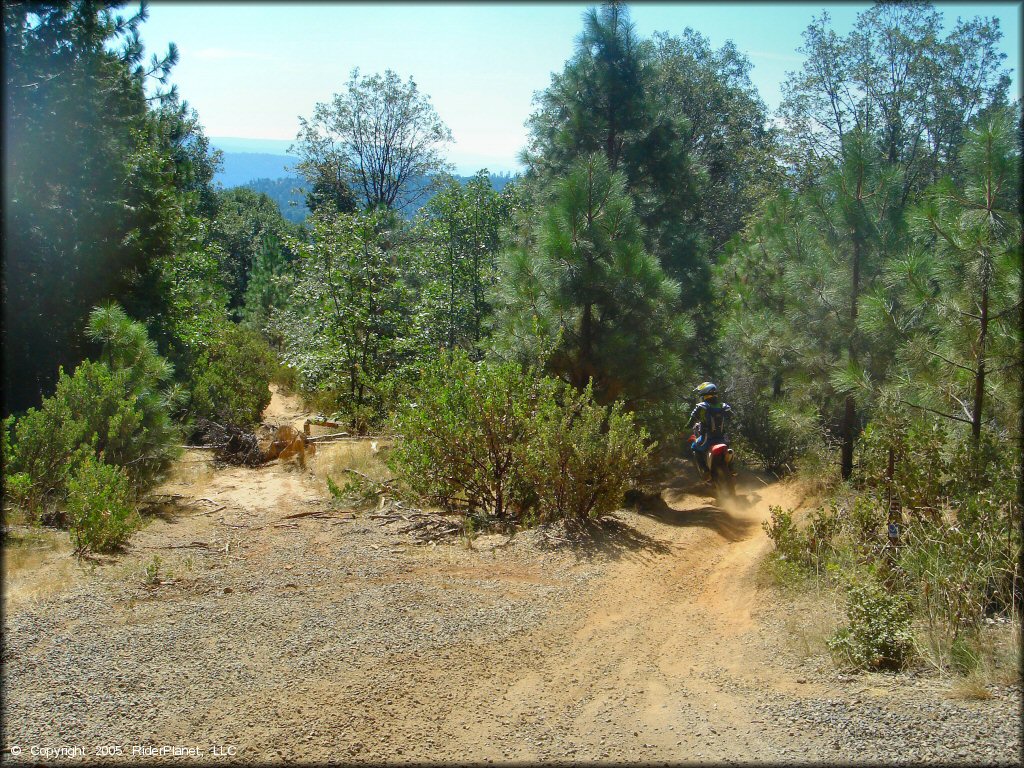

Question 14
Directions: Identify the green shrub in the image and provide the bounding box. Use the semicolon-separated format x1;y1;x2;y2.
271;361;300;392
7;305;181;519
805;505;841;566
144;554;162;585
326;473;380;509
858;415;947;512
187;322;276;428
3;472;34;514
390;353;538;520
390;352;652;527
828;574;914;670
731;391;810;475
525;382;651;524
764;502;843;577
763;505;802;561
66;455;138;554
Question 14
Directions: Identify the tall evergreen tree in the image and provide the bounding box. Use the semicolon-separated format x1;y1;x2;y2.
207;187;300;315
522;2;698;286
2;0;179;413
493;154;691;430
863;106;1022;444
722;131;904;478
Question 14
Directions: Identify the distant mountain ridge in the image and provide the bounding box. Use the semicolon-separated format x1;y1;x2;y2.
215;152;297;189
215;149;517;223
211;137;295;155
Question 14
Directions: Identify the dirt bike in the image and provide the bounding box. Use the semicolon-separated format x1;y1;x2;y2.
688;428;737;499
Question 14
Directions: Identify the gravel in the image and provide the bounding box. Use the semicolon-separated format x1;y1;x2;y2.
3;475;1019;766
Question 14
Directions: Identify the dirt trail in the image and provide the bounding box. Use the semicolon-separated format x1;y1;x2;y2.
3;386;1018;765
428;474;820;763
245;388;822;761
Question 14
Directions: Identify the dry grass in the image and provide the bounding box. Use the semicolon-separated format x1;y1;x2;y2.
2;525;81;608
309;439;394;487
781;587;844;660
917;617;1022;695
949;673;995;700
160;450;217;495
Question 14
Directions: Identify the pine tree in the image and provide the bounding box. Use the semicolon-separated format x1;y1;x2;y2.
867;106;1022;444
492;154;691;428
723;131;904;478
2;0;178;412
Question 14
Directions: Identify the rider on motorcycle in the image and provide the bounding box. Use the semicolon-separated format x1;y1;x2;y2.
688;382;733;481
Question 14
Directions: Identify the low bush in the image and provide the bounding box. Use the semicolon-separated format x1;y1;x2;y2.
773;409;1020;677
390;354;538;521
390;352;652;527
762;505;802;562
7;305;181;521
828;573;914;670
66;455;138;554
732;393;811;475
187;322;276;428
524;383;651;525
271;361;301;392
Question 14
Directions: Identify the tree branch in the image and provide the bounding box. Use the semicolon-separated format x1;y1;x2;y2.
898;399;973;425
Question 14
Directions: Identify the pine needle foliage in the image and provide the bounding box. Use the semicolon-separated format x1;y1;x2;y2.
7;304;182;520
492;154;691;435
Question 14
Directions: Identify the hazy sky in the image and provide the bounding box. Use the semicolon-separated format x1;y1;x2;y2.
140;1;1022;174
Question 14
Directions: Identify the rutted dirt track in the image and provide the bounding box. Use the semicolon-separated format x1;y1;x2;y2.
2;388;1020;765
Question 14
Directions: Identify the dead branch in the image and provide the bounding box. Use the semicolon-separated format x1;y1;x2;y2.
278;508;336;521
305;432;351;442
194;505;226;516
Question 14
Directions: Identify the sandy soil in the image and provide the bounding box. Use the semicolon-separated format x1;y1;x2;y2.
2;386;1019;765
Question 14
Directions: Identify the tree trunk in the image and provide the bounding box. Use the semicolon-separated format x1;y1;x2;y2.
841;228;862;481
972;269;989;443
580;301;594;389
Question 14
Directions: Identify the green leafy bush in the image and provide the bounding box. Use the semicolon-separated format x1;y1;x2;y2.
66;455;138;554
857;414;947;512
729;387;811;475
525;383;651;524
390;354;538;520
390;352;652;527
187;322;276;428
828;575;914;670
7;305;181;520
763;503;842;578
3;472;34;515
762;505;802;562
